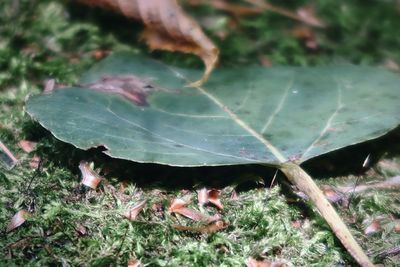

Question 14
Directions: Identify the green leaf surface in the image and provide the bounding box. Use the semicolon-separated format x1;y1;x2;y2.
26;52;400;166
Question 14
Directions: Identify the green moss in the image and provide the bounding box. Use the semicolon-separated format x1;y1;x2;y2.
1;0;399;266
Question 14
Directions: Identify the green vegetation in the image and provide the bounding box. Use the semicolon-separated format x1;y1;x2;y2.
1;0;399;266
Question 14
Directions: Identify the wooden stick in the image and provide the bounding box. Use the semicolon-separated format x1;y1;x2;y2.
280;162;374;267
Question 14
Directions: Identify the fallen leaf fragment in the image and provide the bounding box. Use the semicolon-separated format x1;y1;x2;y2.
364;219;381;236
290;26;318;50
246;257;284;267
127;258;141;267
197;188;224;209
0;140;18;169
197;187;208;206
169;198;189;211
75;222;87;236
43;79;56;93
29;155;41;169
187;0;261;17
124;200;147;221
296;5;325;28
169;198;220;222
6;210;31;233
18;140;37;153
79;161;103;189
78;0;219;86
173;220;228;233
395;222;400;233
92;49;110;60
230;190;239;200
207;189;224;209
321;185;343;204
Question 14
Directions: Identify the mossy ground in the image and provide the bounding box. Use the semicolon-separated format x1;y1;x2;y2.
1;0;400;266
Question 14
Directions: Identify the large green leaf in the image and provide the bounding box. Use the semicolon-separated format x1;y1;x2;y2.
26;52;400;166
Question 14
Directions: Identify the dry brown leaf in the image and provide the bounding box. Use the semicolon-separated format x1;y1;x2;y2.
18;140;37;153
290;26;318;50
169;198;190;211
78;161;103;189
321;185;343;204
197;188;224;209
296;5;325;28
230;190;239;200
197;187;208;206
246;257;284;267
395;222;400;233
43;79;56;93
75;222;87;236
92;49;110;60
6;210;31;233
124;200;147;221
207;189;224;209
173;220;228;233
364;219;381;236
127;258;141;267
29;155;41;169
78;0;219;86
169;198;220;222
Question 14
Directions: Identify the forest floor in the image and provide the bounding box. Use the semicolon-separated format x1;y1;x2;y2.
0;0;399;266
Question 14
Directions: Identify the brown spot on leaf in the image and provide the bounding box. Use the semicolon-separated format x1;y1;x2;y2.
82;74;170;106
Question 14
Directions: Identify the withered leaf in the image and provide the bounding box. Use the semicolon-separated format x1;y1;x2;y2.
207;189;224;210
124;200;147;221
246;257;284;267
6;210;31;233
79;161;103;189
18;140;37;153
296;5;325;28
169;198;220;223
127;258;141;267
173;220;228;233
197;188;224;209
197;188;208;206
78;0;218;86
364;219;382;236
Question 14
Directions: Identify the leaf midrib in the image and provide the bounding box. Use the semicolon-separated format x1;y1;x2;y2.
165;66;288;164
